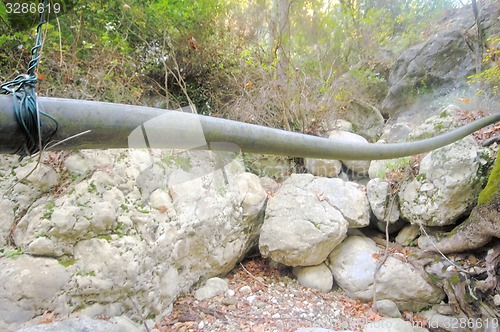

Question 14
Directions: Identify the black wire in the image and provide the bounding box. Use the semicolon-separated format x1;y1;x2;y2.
0;0;58;160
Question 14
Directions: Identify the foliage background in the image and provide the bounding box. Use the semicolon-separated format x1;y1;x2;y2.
0;0;495;132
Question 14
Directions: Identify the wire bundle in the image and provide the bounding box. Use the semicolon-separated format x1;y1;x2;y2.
0;0;58;159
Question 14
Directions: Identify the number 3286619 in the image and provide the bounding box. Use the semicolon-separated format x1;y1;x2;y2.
6;2;61;15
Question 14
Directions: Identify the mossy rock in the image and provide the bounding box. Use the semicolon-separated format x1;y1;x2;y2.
477;150;499;205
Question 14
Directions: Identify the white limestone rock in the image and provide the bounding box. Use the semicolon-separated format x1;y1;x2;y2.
399;136;482;226
259;176;280;194
259;174;349;266
64;154;95;175
2;149;267;327
148;188;174;213
319;118;353;134
292;263;333;292
367;178;400;224
418;310;470;332
194;277;229;300
234;173;267;218
327;236;445;312
0;255;70;332
313;177;370;229
0;199;14;246
304;158;342;178
374;299;401;318
15;163;58;192
259;174;370;266
27;237;56;256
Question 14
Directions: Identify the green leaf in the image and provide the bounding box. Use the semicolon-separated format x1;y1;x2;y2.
0;1;9;26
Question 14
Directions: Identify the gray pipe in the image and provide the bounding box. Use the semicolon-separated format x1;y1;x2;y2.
0;95;498;160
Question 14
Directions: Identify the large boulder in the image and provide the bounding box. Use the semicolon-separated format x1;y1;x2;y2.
381;1;500;118
369;106;491;227
0;256;70;332
0;149;267;331
381;29;475;117
419;151;500;253
327;236;445;312
399;136;482;226
0;156;59;247
259;174;370;266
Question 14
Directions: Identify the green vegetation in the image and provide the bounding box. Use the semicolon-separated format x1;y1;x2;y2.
58;257;76;268
136;204;151;214
468;37;500;94
76;269;95;277
374;157;411;179
1;247;23;258
310;221;321;231
43;199;56;219
87;181;97;193
0;0;465;132
477;151;499;205
161;154;192;171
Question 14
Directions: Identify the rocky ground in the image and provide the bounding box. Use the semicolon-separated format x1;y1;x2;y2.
154;256;426;332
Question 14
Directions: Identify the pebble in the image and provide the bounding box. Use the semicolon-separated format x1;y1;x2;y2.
246;295;256;303
375;299;401;318
221;297;238;306
494;294;500;306
240;285;252;293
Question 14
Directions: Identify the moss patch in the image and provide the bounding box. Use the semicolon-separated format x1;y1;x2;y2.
477;151;499;205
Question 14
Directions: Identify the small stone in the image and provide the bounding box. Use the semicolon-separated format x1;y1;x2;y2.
292;263;333;293
225;289;235;297
375;299;401;318
239;285;252;294
148;189;173;211
194;277;229;300
198;321;205;329
271;313;281;319
27;237;56;257
221;297;238;306
64;154;94;175
395;224;421;246
445;265;456;272
304;158;342;177
333;119;353;132
246;295;256;303
494;294;500;307
436;304;455;315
